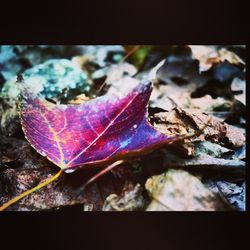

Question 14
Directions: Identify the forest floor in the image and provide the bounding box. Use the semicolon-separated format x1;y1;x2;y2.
0;45;246;211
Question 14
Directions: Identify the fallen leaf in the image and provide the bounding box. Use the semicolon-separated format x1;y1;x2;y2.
231;77;245;105
0;102;21;136
150;84;195;111
205;180;245;211
186;95;232;112
0;166;132;211
189;45;219;72
19;81;177;171
231;145;245;161
217;48;245;66
106;63;137;85
153;108;245;151
104;63;139;96
102;182;146;211
194;141;232;158
161;151;245;177
211;61;243;83
224;124;245;148
189;46;245;72
145;169;233;211
67;94;90;105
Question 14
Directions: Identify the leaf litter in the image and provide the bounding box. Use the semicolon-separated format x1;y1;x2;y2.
0;45;246;211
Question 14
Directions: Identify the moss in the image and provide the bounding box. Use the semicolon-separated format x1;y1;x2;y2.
2;59;91;100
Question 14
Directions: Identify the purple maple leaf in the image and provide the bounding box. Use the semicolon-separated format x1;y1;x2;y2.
20;81;174;170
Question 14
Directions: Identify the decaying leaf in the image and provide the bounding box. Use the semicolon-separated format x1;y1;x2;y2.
159;148;245;178
194;141;232;158
231;77;245;105
105;63;139;96
0;102;21;136
149;84;232;113
156;46;200;84
0;163;134;211
205;180;245;211
189;46;245;72
145;169;233;211
102;182;146;211
106;63;137;84
231;145;245;161
186;95;232;112
67;93;90;105
152;107;245;154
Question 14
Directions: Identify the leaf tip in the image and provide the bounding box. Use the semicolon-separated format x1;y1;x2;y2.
136;80;152;94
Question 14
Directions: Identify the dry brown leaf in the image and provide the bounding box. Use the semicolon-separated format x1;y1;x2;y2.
149;83;231;112
231;77;245;105
153;107;245;153
187;95;232;112
189;46;245;72
102;182;146;211
71;54;95;69
145;169;233;211
67;94;90;104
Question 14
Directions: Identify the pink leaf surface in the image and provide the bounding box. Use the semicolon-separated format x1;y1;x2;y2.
20;81;174;170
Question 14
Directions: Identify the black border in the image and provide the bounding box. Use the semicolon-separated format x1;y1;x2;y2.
0;212;249;250
0;0;248;43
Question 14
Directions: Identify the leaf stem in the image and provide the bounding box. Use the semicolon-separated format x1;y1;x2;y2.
0;169;63;211
85;160;124;187
76;160;125;197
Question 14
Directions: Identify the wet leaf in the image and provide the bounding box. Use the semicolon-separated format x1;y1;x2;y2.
145;169;233;211
20;81;176;171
